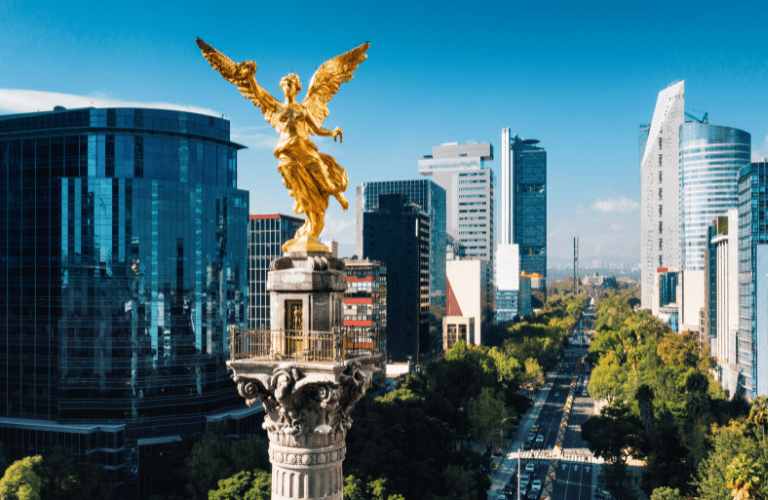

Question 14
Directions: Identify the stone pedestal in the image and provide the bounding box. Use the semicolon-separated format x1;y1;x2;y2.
228;252;382;500
268;252;347;335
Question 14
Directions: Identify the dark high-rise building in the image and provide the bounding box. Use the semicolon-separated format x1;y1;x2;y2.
358;179;446;351
248;213;304;329
363;194;430;361
0;107;251;475
500;131;547;292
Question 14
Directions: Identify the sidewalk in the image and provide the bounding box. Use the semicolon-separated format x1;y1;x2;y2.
488;373;556;496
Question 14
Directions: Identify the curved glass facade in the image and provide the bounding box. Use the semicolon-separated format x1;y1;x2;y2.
0;108;248;441
680;123;751;271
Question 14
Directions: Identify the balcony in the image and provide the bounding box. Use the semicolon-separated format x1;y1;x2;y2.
229;327;383;363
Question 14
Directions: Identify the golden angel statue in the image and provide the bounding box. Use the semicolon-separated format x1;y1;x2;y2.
196;37;369;254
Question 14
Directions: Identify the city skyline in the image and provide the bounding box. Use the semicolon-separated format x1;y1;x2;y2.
2;1;768;264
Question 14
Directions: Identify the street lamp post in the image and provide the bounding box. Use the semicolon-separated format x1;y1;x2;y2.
517;446;521;500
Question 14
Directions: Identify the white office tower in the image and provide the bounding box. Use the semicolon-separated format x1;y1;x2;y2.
709;210;740;395
501;128;512;245
418;142;494;261
495;243;531;321
640;81;685;310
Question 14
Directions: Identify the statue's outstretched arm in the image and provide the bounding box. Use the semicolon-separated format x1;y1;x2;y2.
196;37;281;127
307;115;343;143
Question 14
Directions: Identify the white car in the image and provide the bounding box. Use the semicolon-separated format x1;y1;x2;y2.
525;462;535;472
531;479;542;491
535;434;544;444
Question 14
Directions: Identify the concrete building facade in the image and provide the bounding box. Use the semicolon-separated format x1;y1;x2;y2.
706;209;740;395
342;258;387;356
418;142;494;261
640;81;685;310
443;259;489;347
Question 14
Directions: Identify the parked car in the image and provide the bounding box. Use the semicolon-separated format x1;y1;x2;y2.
535;434;544;444
531;479;542;491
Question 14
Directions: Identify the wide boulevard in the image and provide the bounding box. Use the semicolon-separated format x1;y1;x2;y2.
488;309;603;500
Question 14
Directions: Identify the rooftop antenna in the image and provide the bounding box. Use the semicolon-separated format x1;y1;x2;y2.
573;236;579;295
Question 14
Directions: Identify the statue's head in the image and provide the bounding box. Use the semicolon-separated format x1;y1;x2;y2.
280;73;302;101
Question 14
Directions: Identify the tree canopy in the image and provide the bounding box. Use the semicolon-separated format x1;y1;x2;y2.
0;455;45;500
583;291;756;498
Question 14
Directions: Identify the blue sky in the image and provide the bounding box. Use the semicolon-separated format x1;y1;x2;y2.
1;0;767;264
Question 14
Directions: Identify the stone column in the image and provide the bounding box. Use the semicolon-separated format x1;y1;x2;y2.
234;359;377;500
229;252;382;499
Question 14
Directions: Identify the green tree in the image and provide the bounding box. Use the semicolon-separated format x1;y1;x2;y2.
207;469;270;500
0;455;45;500
748;396;768;430
650;486;684;500
582;405;641;465
588;351;625;404
522;357;544;390
487;347;521;387
440;464;482;500
583;405;643;498
343;475;367;500
725;453;762;500
467;387;509;447
188;433;269;499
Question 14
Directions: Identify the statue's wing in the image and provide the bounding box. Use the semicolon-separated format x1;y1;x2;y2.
196;37;281;126
303;42;369;126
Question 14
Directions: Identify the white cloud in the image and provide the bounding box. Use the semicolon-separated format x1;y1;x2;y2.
591;196;639;213
231;125;277;150
0;88;220;117
322;215;355;245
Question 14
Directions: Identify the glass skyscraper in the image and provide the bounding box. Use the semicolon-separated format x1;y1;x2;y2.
0;107;250;473
500;131;547;291
679;121;750;330
738;161;768;398
248;213;304;329
359;179;446;315
680;122;751;271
